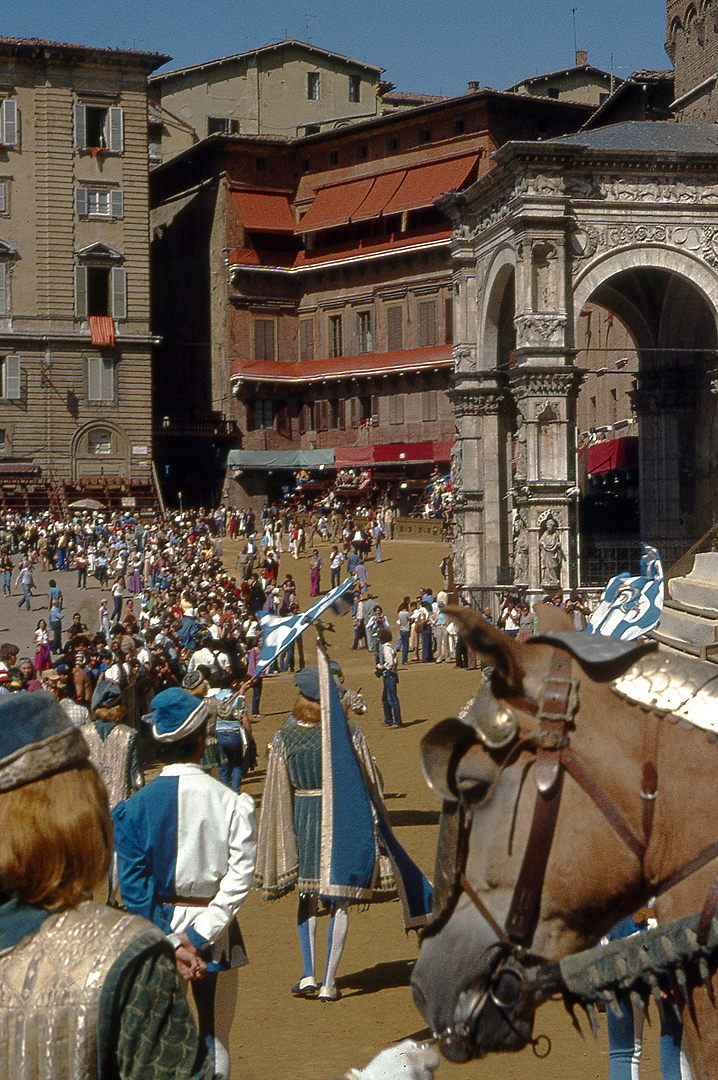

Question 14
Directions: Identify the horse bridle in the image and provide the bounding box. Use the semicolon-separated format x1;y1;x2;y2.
425;646;718;955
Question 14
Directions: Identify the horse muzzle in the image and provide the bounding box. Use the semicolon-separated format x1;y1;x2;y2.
412;943;537;1061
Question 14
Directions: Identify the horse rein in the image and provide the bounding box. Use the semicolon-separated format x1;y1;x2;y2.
448;646;718;954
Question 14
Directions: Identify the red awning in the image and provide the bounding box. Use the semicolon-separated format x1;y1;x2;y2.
296;177;374;232
585;436;638;475
335;440;453;468
382;153;479;215
231;190;296;233
352;170;406;222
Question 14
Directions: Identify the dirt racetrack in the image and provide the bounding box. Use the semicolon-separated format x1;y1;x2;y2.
0;534;666;1079
221;536;667;1080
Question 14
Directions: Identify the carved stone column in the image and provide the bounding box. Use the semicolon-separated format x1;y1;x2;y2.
510;368;582;593
451;377;508;597
631;366;696;549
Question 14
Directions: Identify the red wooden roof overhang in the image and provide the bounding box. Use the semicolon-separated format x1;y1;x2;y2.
230;343;452;385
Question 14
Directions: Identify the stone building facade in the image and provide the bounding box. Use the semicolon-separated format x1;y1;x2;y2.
0;37;167;511
150;87;593;507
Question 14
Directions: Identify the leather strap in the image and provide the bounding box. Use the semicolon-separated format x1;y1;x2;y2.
505;766;564;944
641;711;660;843
561;748;646;862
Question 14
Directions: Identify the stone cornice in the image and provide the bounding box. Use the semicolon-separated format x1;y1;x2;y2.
509;367;583;399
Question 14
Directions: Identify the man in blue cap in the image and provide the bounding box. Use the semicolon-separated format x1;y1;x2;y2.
113;686;257;1080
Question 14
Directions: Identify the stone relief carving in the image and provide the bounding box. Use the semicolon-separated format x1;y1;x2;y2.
566;175;718;204
703;226;718;267
517;173;563;197
451;388;506;416
513;412;527;478
450;441;462;491
452;515;465;584
475;253;492;295
569;222;705;267
539;513;564;587
510;370;579;399
453;345;477;373
515;314;566;344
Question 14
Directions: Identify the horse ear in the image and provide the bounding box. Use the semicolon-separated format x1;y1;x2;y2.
444;605;525;690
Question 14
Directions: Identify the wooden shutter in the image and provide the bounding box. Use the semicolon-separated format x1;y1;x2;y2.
387;306;403;351
0;182;5;214
299;319;314;362
422;389;438;422
350;397;359;428
0;264;5;316
316;400;329;432
74;104;87;150
110;189;124;218
276;401;290;437
111;268;127;319
2;100;17;147
337;398;345;430
370;394;379;423
108;108;124;152
75;266;88;318
445;297;453;343
245;398;256;431
298;402;307;435
87;358;101;401
255;319;274;362
75;187;88;217
419;301;437;347
4;355;20;399
389;393;405;425
100;358;114;400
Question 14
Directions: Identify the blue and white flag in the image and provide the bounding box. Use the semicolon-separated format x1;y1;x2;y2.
254;577;354;675
584;544;663;640
317;641;433;929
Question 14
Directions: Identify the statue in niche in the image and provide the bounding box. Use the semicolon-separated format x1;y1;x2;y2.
513;414;527;478
453;515;465;584
450;442;462;492
512;511;529;584
539;514;563;587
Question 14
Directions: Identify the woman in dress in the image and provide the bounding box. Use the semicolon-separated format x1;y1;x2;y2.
33;618;51;673
308;549;322;596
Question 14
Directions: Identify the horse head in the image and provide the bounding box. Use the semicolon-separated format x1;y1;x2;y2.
412;606;658;1062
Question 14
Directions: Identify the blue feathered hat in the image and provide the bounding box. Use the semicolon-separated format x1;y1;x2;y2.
0;691;89;793
150;687;209;744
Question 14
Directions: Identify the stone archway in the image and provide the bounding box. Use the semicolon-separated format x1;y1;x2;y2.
442;125;718;600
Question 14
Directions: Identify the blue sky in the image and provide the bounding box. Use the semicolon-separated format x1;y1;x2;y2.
5;0;669;96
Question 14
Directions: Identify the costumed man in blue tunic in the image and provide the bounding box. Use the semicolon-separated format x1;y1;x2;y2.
254;667;394;1001
0;690;214;1080
113;687;258;1080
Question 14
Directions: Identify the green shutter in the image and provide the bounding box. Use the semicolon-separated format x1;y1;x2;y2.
87;358;100;401
75;266;88;318
0;264;5;316
74;104;87;150
108;108;124;153
111;267;127;320
2;100;17;147
75;187;88;216
5;355;20;399
110;189;124;218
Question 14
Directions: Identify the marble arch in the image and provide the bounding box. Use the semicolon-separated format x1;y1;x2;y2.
440;123;718;605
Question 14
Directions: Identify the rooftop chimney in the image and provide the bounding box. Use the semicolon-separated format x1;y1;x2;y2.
468;80;480;92
576;50;588;67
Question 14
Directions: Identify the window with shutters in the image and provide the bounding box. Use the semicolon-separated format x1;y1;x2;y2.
357;311;372;354
0;356;20;400
330;398;344;430
0;264;7;317
88;429;112;454
75;266;127;319
254;319;275;362
75;188;124;219
87;358;115;402
422;389;438;422
299;319;314;362
207;117;239;136
387;306;403;351
307;73;320;100
389;393;405;425
329;315;343;358
0;180;7;215
74;105;123;153
0;100;17;149
349;75;361;102
256;399;275;429
418;301;437;347
445;296;453;343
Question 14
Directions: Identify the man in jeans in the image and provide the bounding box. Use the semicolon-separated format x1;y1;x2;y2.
329;546;343;589
376;627;402;728
14;561;34;611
